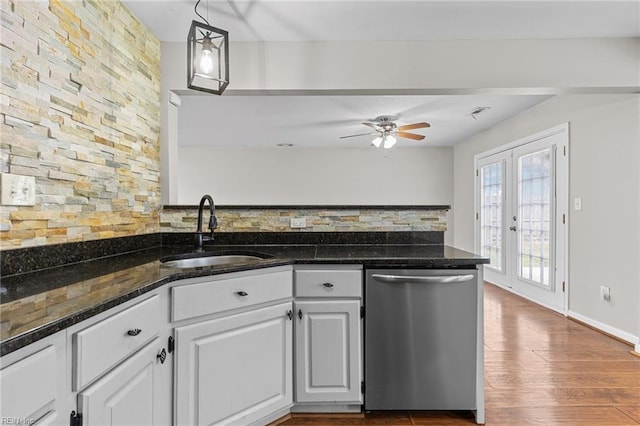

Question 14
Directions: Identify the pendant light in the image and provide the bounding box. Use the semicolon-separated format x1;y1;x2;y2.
187;0;229;94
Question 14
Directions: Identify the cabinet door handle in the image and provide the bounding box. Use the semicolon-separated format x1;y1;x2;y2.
127;328;142;336
287;310;293;320
157;348;167;364
322;282;334;288
298;309;303;320
509;226;517;231
236;291;248;297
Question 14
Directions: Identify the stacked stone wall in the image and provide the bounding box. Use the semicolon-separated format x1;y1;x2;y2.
1;0;161;248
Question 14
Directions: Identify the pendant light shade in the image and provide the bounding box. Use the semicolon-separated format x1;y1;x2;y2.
187;17;229;94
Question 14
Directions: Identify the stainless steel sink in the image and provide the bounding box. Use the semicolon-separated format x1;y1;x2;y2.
161;254;264;268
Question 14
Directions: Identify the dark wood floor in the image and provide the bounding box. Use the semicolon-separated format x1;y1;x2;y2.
273;283;640;425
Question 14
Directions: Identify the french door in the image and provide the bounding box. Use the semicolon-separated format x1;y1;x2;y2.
476;125;568;312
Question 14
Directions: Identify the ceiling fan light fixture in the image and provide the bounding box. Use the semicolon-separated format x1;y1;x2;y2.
383;135;397;149
187;0;229;95
372;136;383;148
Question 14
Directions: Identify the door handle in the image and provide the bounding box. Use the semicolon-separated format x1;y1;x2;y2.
157;348;167;364
371;274;474;284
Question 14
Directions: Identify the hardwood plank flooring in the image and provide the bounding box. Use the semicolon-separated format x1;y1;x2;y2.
273;283;640;425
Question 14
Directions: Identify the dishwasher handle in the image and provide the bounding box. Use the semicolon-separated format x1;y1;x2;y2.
371;274;475;284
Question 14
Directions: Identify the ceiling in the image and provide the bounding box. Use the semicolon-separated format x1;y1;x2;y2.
178;94;551;148
124;0;638;148
124;1;640;42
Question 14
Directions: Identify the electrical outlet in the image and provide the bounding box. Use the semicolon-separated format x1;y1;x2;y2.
600;285;611;302
1;173;36;206
290;217;306;228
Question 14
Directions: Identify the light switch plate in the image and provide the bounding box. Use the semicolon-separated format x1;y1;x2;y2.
574;197;582;211
1;173;36;206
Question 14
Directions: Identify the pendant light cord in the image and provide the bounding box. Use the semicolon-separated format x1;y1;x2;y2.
194;0;210;26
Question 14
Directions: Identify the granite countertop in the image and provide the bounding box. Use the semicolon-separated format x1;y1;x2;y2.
0;243;488;356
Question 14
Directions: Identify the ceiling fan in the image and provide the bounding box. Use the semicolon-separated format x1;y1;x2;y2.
339;116;431;148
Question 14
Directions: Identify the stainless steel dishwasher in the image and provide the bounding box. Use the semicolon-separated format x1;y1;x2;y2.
365;269;479;411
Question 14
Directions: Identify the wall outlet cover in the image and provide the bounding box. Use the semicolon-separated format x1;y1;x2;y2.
290;217;306;228
1;173;36;206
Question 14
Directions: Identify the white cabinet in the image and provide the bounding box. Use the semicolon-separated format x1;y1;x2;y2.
174;302;293;426
294;300;361;403
293;266;363;410
171;266;294;426
0;331;67;425
171;269;292;322
77;337;168;425
68;289;172;426
73;294;162;390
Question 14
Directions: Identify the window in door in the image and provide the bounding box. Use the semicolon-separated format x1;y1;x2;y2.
517;148;553;287
480;161;504;272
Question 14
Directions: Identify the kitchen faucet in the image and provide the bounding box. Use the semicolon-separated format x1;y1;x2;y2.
195;194;218;250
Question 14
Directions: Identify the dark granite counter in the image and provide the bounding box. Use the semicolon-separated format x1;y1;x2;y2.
0;239;487;356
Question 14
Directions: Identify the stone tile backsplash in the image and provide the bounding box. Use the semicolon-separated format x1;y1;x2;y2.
161;207;448;233
0;0;161;249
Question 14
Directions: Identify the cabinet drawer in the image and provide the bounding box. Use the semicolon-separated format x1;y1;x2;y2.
172;270;292;322
295;270;362;298
74;295;160;390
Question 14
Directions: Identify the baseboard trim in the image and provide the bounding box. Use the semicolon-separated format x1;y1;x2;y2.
567;310;639;347
291;404;362;413
259;407;293;426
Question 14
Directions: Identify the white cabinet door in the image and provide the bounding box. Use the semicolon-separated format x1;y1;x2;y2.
0;332;66;426
294;300;362;403
174;302;293;426
78;337;169;425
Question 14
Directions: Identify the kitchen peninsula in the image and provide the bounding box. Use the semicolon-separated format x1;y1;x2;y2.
0;230;488;425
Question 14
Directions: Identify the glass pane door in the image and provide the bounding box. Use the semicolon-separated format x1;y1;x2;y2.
480;161;504;272
476;125;567;313
516;148;554;288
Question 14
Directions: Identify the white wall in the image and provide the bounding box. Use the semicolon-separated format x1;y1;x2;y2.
161;38;640;203
163;38;640;92
453;94;640;340
178;147;454;243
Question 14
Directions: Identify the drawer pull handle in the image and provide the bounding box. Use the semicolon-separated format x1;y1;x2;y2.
236;291;248;297
322;282;334;288
127;328;142;336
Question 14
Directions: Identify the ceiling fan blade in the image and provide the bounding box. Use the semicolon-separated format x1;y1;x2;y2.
396;131;425;141
339;132;377;139
362;122;380;130
397;122;431;131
